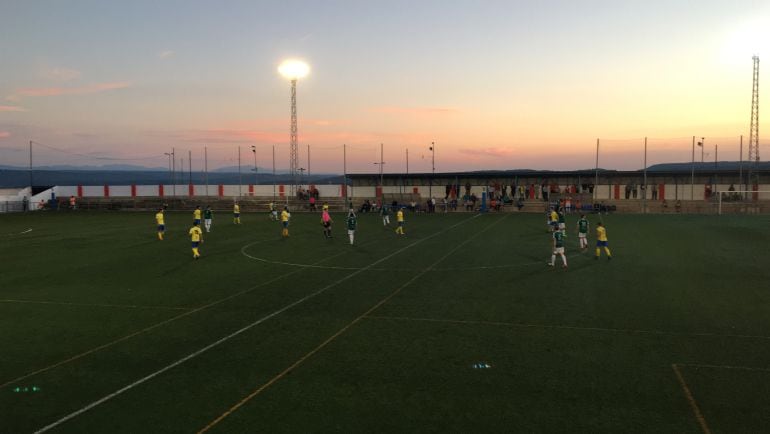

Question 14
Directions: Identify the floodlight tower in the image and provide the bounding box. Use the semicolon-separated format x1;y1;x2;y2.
278;59;310;195
748;56;760;189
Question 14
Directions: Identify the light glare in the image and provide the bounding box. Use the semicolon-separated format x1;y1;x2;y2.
278;59;310;80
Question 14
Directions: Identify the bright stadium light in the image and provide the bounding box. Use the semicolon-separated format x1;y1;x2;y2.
278;59;310;80
277;58;310;195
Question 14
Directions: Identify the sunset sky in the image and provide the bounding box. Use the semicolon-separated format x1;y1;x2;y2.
1;0;769;173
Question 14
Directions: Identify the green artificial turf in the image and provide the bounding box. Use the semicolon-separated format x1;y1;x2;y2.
1;210;769;433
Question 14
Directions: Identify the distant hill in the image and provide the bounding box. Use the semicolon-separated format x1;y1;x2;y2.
646;161;770;171
0;168;344;188
0;164;166;172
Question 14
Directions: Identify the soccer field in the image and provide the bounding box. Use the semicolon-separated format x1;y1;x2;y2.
1;210;769;433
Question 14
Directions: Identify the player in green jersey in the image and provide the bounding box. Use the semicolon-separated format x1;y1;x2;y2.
548;229;568;268
576;214;589;250
203;206;213;233
346;208;357;245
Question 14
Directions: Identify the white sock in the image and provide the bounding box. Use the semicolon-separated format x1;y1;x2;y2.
550;254;555;265
561;254;567;266
349;233;354;244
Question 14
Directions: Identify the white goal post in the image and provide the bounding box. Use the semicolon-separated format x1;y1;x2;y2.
717;190;770;215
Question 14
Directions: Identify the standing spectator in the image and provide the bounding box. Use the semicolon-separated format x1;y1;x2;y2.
652;184;658;200
309;195;317;211
69;195;77;210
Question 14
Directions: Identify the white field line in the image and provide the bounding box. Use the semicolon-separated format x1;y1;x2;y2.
5;228;32;236
33;214;481;433
675;363;770;373
1;234;388;390
197;213;507;432
363;316;770;341
0;299;190;311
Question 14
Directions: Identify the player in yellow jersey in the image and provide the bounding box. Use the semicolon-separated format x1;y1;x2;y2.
155;208;165;240
280;206;291;237
233;202;241;224
395;207;406;235
548;207;559;232
595;222;612;260
193;205;202;226
189;222;203;259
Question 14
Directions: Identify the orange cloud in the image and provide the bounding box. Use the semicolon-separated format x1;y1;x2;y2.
370;106;461;117
0;131;10;139
16;81;131;97
0;105;27;112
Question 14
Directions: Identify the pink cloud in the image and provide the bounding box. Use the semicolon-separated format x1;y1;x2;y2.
16;81;131;97
370;106;460;117
0;131;10;139
459;147;515;158
0;105;27;112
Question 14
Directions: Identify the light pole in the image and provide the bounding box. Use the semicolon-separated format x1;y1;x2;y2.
171;148;176;197
374;144;385;204
429;142;435;198
164;152;173;189
236;146;242;198
278;59;310;197
699;137;705;162
251;145;258;194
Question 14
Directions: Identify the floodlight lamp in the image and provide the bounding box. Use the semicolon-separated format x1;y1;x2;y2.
278;59;310;80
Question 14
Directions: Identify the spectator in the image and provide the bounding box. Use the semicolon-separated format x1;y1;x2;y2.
652;184;658;200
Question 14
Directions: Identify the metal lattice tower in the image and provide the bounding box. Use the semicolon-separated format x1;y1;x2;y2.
289;79;299;192
749;56;760;165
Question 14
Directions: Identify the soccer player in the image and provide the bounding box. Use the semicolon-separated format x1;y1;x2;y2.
548;226;568;268
233;202;241;224
395;207;406;235
380;203;391;226
155;208;165;240
346;208;357;245
269;202;277;221
595;222;612;260
280;206;291;237
193;206;202;226
576;214;589;250
557;208;566;236
548;207;558;232
321;205;333;238
203;206;213;233
189;222;203;259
